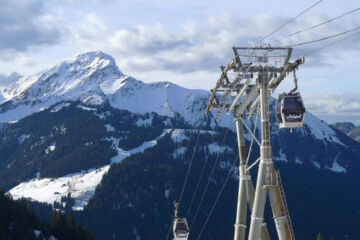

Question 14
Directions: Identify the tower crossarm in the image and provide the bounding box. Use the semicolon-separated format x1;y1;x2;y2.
205;58;237;115
268;57;304;91
206;47;296;118
235;57;305;117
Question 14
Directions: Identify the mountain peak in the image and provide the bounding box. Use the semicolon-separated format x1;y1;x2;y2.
71;51;118;69
2;51;123;102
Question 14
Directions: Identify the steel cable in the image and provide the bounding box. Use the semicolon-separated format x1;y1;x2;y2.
165;117;206;240
189;120;233;230
185;150;209;218
196;107;260;239
280;7;360;40
289;26;360;47
258;0;324;43
196;155;239;240
306;30;360;56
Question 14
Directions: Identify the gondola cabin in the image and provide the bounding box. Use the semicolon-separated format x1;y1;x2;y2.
173;217;189;240
276;92;306;129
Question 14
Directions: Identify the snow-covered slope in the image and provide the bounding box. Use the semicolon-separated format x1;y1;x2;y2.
10;166;110;211
0;51;345;148
8;128;228;210
108;78;210;125
0;51;217;126
9;129;172;210
2;51;122;101
0;51;122;122
0;91;5;104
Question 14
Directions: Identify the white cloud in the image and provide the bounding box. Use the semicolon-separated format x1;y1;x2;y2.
305;92;360;124
0;0;61;55
1;1;359;124
75;13;109;40
63;10;360;76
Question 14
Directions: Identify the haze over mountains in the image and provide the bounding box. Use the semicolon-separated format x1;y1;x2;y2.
0;51;359;239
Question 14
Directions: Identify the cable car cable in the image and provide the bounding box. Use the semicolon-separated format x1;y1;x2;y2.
165;116;207;240
258;0;324;44
171;1;326;234
221;0;320;116
280;7;360;40
196;107;260;239
196;154;239;240
288;26;360;47
305;29;360;56
185;150;209;218
190;121;233;230
177;121;204;206
245;105;260;167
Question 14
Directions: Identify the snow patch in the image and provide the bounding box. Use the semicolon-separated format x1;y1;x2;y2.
34;230;41;238
106;129;171;164
45;142;56;154
326;153;347;173
168;129;218;144
9;166;110;211
50;102;71;113
136;115;153;127
104;124;115;132
164;189;170;199
9;131;170;211
274;148;287;162
312;161;321;169
295;157;303;165
207;143;232;154
82;94;104;105
76;105;96;112
305;113;345;146
327;160;347;173
172;147;187;159
18;134;31;144
170;129;190;143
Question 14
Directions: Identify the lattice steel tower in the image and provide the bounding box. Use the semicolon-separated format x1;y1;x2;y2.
205;46;305;240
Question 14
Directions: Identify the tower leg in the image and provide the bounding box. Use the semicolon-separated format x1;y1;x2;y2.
234;119;271;240
268;171;292;240
234;120;249;240
246;174;271;240
248;73;273;240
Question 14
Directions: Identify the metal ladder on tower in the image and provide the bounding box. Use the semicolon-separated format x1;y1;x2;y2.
277;170;296;240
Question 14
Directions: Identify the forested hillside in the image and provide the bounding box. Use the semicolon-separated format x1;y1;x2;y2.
1;52;359;240
0;191;93;240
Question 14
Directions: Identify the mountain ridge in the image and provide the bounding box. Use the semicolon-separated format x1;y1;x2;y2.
0;51;359;239
0;51;347;146
0;51;213;126
332;121;360;142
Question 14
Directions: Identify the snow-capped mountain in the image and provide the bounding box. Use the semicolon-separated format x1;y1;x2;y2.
0;51;346;145
0;51;210;125
2;51;122;102
0;51;359;239
0;50;356;189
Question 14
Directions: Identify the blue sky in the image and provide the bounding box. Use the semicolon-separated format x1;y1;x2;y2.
0;0;359;124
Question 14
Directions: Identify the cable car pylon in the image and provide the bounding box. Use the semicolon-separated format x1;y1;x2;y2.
205;46;305;240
